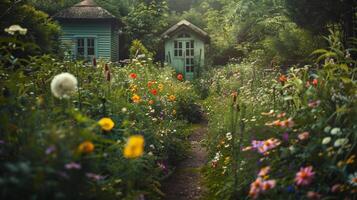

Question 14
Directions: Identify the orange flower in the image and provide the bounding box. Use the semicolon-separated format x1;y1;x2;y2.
279;75;287;83
150;89;158;96
148;100;155;105
78;141;95;154
147;81;155;88
132;94;141;103
168;95;176;101
129;73;137;79
177;73;183;81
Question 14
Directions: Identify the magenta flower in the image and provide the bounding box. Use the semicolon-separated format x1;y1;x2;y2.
86;173;105;181
295;166;315;186
64;162;81;170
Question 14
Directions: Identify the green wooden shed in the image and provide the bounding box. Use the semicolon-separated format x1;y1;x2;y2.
161;20;210;80
54;0;119;62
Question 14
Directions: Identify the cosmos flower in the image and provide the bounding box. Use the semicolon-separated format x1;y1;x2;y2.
50;72;78;99
295;166;315;186
86;173;105;181
65;162;81;170
258;166;270;177
307;191;321;199
98;117;115;131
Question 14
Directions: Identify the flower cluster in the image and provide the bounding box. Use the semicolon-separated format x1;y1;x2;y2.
249;166;276;199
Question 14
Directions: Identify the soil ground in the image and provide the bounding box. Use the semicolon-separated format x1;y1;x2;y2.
161;122;208;200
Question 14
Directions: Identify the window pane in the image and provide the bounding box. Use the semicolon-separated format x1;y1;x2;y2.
186;66;190;72
186;42;190;48
174;50;178;56
186;49;190;56
191;40;194;48
179;50;182;56
186;58;190;64
179;42;182;48
191;49;194;56
88;48;94;55
191;66;194;72
174;41;178;48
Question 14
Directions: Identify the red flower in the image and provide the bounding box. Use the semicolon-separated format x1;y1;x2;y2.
177;73;184;81
150;89;158;96
312;79;318;86
130;73;137;79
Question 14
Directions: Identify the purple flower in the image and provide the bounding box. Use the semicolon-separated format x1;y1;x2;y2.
45;145;56;155
86;173;105;181
252;140;264;148
64;162;81;170
282;132;289;142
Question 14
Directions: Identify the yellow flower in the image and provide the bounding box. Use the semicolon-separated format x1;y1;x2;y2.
132;94;141;103
158;83;164;91
172;109;176;115
130;84;138;93
78;141;95;154
123;135;145;159
98;117;115;131
168;95;176;101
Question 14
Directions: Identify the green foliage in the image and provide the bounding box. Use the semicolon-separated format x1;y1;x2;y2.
129;39;153;59
0;2;60;55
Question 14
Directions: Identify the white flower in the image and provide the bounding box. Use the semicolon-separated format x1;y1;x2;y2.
226;132;232;141
4;25;27;35
324;126;331;133
322;137;331;145
330;127;342;135
50;72;78;99
348;172;357;186
334;138;349;147
121;107;127;113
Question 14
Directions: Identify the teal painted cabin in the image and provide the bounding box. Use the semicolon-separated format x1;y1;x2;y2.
54;0;119;62
161;20;210;80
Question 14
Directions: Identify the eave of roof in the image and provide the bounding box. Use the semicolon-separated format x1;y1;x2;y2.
161;20;210;43
53;0;115;20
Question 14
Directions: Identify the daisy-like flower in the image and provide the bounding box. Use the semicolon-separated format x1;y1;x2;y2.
132;94;141;103
177;73;183;81
4;24;27;35
150;89;158;96
226;132;232;141
348;172;357;186
50;72;78;99
295;166;315;186
322;137;331;145
330;127;342;135
334;138;349;147
168;95;176;101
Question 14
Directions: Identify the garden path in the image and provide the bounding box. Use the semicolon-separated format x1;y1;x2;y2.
162;122;208;200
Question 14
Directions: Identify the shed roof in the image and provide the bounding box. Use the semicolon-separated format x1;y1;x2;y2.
161;20;210;43
53;0;116;20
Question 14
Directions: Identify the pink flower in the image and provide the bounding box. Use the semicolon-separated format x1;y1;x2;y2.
261;180;276;191
307;191;321;199
64;162;81;170
295;166;315;186
298;132;310;140
308;100;321;108
331;184;342;193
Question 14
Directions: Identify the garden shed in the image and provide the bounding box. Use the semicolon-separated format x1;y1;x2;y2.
161;20;210;80
54;0;119;62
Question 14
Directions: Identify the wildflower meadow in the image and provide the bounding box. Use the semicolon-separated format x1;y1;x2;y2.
1;0;356;200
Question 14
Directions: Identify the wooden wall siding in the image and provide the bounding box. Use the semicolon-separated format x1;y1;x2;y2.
59;21;113;60
164;31;205;79
111;27;119;62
